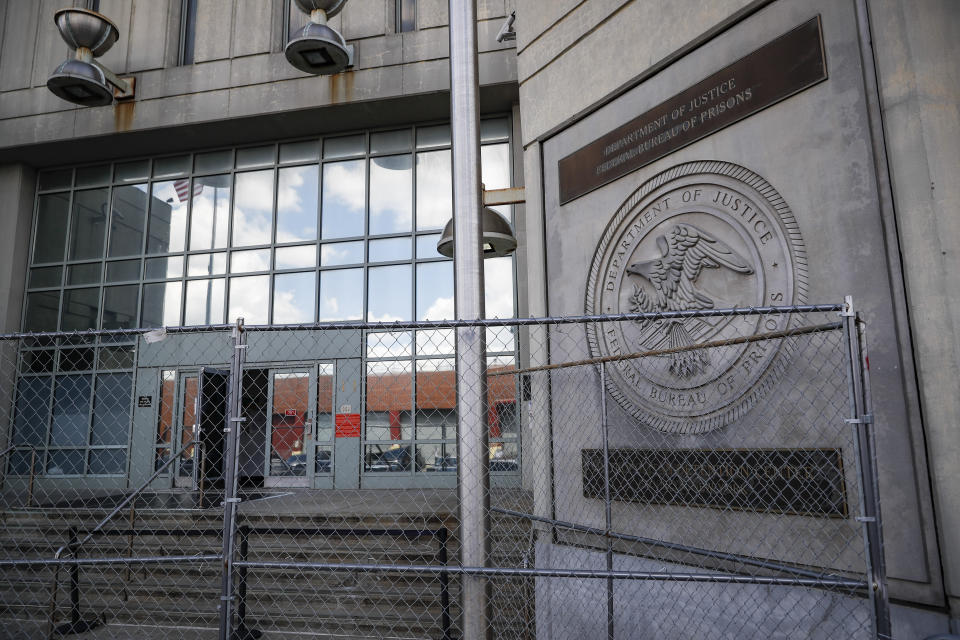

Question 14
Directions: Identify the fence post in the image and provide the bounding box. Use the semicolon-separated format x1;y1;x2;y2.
599;362;614;640
841;296;891;639
219;320;247;640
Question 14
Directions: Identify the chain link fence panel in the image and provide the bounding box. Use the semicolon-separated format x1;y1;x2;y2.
0;304;887;639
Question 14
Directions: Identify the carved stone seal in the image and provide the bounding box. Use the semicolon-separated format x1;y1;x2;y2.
585;161;808;433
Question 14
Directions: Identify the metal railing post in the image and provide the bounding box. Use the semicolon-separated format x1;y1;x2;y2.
600;362;614;640
68;531;81;631
219;319;246;640
841;296;891;639
437;527;451;640
234;525;257;639
27;447;36;507
449;0;490;638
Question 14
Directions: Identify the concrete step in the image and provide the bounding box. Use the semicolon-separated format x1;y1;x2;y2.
0;492;533;640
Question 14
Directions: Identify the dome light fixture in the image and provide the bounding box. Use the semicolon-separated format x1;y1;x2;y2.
46;8;134;107
437;207;518;259
285;0;354;75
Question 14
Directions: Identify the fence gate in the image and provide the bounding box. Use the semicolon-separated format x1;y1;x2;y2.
0;300;888;639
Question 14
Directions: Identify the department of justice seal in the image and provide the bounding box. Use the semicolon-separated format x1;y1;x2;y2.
585;161;808;434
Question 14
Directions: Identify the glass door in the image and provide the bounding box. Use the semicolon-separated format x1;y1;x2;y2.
265;368;314;487
314;363;335;489
173;372;198;488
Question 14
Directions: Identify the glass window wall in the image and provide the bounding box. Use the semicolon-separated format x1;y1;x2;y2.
23;117;517;478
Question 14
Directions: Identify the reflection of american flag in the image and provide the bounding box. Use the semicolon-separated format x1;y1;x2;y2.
173;179;203;203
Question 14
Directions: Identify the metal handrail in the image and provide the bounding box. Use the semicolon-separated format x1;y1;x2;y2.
0;444;39;507
46;439;199;639
38;521;451;640
490;506;858;584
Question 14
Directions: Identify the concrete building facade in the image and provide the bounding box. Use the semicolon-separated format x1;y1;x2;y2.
0;0;957;636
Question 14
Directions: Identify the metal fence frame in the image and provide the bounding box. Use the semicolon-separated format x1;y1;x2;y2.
0;300;890;640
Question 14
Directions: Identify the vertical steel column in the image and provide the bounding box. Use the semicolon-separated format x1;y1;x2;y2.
841;297;891;639
448;1;490;638
599;363;614;640
218;320;247;640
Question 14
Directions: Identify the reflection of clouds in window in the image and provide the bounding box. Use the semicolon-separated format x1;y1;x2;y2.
417;261;453;320
424;297;453;320
369;237;410;262
148;182;187;254
481;144;510;190
484;256;514;318
276;244;317;269
142;281;182;327
367;331;412;359
228;275;270;324
322;160;366;239
231;249;271;273
189;177;230;250
369;155;412;234
184;278;224;325
416;329;455;357
277;166;318;243
232;170;274;247
416;150;452;230
321;241;363;266
319;268;363;321
368;265;411;322
273;272;316;324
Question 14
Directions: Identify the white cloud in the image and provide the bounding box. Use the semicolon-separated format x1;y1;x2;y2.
423;296;454;321
484;257;514;318
324;162;365;212
369;160;412;232
272;288;314;324
416;151;452;230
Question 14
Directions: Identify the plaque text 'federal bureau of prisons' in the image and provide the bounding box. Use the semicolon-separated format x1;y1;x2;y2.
558;16;827;204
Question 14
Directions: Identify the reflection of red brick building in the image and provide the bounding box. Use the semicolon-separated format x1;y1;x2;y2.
366;366;517;439
156;366;517;462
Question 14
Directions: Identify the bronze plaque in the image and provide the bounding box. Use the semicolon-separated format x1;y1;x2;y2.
558;16;827;204
582;448;847;517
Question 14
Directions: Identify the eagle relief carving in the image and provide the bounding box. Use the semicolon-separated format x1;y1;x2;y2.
585;162;807;434
626;223;753;378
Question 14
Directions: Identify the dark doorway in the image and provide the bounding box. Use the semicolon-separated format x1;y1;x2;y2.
238;369;268;488
197;368;229;489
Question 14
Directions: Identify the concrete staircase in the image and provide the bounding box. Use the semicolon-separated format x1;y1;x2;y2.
0;492;534;640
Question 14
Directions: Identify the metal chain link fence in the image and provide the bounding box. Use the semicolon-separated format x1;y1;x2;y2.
0;302;888;639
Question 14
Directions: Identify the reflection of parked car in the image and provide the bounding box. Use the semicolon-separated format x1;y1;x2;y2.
315;450;332;474
489;458;519;472
286;453;307;476
366;446;423;472
425;455;457;472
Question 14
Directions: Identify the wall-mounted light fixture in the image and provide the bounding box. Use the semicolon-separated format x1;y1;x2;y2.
436;187;523;259
46;8;134;107
285;0;354;75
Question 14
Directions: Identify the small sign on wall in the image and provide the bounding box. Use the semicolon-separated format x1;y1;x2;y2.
137;395;152;408
335;413;362;438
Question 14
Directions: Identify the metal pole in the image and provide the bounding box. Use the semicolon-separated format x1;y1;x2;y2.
448;1;490;638
600;363;614;640
841;296;891;639
219;319;247;640
27;448;36;507
235;526;251;638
